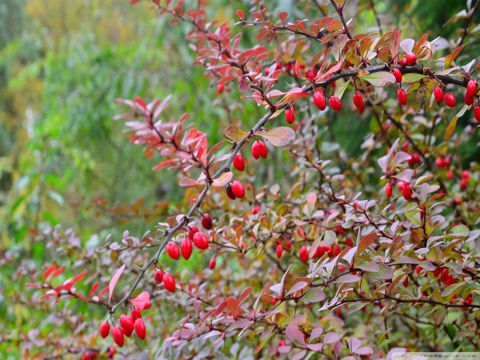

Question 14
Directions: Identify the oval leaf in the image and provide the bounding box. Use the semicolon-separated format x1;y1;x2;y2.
109;264;126;303
258;127;295;147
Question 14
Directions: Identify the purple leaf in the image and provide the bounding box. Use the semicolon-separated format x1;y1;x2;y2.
285;323;306;345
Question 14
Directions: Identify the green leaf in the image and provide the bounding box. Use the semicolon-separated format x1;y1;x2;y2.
402;73;427;83
405;203;421;226
444;116;458;140
334;79;351;99
360;72;395;87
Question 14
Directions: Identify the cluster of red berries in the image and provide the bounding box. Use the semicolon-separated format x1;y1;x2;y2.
99;308;147;347
394;53;417;106
415;266;458;286
81;347;116;360
165;216;212;262
385;179;413;201
459;170;470;190
312;90;347;113
226;140;269;199
275;226;353;263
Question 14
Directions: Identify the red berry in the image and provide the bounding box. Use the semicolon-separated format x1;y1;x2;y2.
416;266;422;274
232;154;245;171
460;177;468;190
345;238;354;247
445;276;457;286
217;83;224;94
399;58;407;67
385;182;393;198
154;268;164;284
285;107;295;124
313;91;327;110
187;225;199;240
82;353;91;360
441;268;449;282
299;245;308;262
403;277;409;287
455;198;462;206
119;315;134;337
466;79;477;97
107;347;116;359
251;204;261;215
166;241;180;260
474;106;480;122
465;295;474;305
399;181;412;200
285;240;292;250
329;96;342;111
353;93;365;113
230;180;246;199
251;140;268;159
433;86;444;103
393;68;402;83
209;257;216;270
446;170;454;180
226;183;236;200
134;318;146;339
406;52;417;65
163;273;176;292
193;232;209;250
258;141;268;158
276;244;283;258
131;308;142;322
464;92;474;105
201;213;213;230
181;237;193;260
444;93;456;107
435;157;446;168
397;88;407;105
333;245;341;256
112;327;124;347
314;246;325;257
462;170;470;180
251;141;261;159
99;321;110;338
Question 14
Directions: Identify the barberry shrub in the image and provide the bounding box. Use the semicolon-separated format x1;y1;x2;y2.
25;0;480;358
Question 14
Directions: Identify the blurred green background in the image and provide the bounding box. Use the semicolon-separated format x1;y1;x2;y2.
0;0;479;356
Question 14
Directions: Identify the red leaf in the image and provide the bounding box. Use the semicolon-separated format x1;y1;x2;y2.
279;11;288;24
43;265;56;282
71;272;86;285
51;266;64;280
153;159;178;171
130;291;151;310
89;281;100;297
235;9;245;21
99;286;109;297
134;96;147;109
109;264;126;303
358;232;378;254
